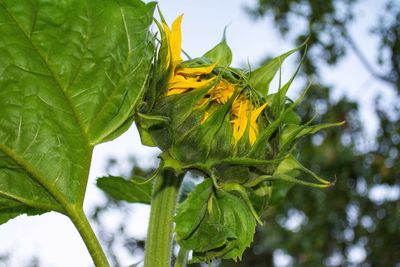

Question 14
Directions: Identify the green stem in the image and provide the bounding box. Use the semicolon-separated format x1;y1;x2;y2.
67;205;110;267
174;248;189;267
144;170;183;267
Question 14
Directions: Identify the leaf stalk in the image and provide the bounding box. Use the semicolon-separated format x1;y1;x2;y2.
67;206;110;267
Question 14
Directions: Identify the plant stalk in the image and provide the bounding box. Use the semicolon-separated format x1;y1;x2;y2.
68;206;110;267
144;169;183;267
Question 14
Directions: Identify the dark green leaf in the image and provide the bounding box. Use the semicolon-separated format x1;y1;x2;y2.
0;197;44;224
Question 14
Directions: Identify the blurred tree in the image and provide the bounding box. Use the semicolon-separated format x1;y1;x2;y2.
245;0;399;88
217;0;400;266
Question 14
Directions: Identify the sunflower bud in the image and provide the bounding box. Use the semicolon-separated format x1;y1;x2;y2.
135;14;343;263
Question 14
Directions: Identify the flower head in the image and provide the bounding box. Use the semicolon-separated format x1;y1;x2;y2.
161;15;268;145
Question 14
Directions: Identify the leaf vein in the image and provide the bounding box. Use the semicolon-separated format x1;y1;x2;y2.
0;143;66;212
0;1;90;147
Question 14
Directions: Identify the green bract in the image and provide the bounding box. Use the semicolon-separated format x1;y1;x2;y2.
135;15;343;263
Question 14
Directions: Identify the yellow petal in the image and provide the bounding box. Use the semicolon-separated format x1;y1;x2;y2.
176;64;216;76
250;102;268;124
167;88;189;96
161;15;183;70
170;15;183;67
249;126;258;145
232;99;250;143
249;102;268;144
212;81;235;104
231;95;247;118
169;75;216;90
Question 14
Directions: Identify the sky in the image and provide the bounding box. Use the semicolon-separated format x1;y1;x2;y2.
0;0;394;266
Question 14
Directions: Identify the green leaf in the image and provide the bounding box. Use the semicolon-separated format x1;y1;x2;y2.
175;179;213;240
247;182;272;217
293;121;345;140
249;45;303;95
270;46;307;117
176;179;256;263
97;176;152;204
273;155;332;187
280;121;345;152
0;197;44;224
203;30;232;67
0;0;155;223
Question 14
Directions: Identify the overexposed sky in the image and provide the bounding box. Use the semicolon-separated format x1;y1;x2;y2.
0;0;393;266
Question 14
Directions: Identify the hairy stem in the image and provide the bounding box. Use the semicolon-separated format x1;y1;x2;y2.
144;170;183;267
68;206;110;267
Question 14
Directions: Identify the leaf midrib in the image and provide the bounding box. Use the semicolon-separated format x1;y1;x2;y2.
0;190;62;213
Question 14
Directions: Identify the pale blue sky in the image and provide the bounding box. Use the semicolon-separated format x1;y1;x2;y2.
0;1;394;266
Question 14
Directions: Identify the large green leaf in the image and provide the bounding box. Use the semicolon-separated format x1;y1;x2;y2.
0;0;155;223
